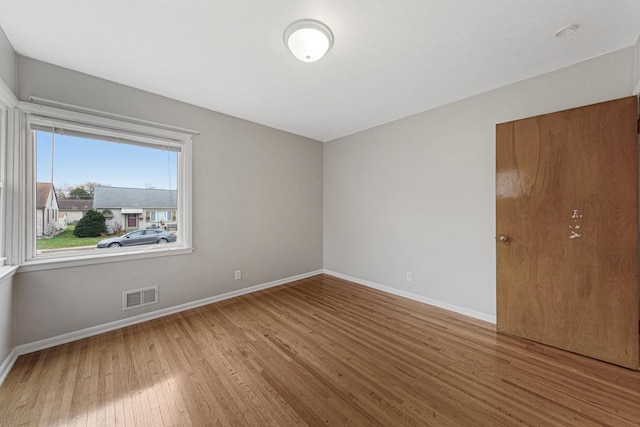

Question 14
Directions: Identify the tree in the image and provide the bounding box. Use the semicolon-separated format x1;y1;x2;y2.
56;182;110;199
73;210;106;237
55;184;72;199
84;182;105;197
69;187;92;200
111;221;124;236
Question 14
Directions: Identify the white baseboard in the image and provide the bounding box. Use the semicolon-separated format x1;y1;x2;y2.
0;348;18;386
323;270;496;324
14;270;324;357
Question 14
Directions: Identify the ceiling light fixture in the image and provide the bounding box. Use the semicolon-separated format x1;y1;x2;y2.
553;24;579;38
284;19;333;63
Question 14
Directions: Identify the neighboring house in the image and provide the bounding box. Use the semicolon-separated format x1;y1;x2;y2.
36;182;60;236
57;199;93;225
93;186;177;233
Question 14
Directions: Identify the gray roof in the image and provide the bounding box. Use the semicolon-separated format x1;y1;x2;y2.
58;199;93;211
36;182;53;209
93;186;176;209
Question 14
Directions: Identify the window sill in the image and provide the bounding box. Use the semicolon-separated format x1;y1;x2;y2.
0;265;19;283
18;246;194;273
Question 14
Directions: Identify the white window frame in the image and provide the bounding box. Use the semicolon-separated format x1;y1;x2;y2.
15;101;195;272
0;78;19;280
150;210;174;222
0;99;8;268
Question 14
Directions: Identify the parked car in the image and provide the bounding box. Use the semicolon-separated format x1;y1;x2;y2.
97;229;177;248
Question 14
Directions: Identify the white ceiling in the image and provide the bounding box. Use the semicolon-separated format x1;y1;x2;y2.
1;1;639;142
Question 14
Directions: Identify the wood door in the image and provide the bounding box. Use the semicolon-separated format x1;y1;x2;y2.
496;96;639;369
127;214;137;228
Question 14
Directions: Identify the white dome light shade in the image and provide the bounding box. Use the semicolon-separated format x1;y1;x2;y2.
284;20;333;63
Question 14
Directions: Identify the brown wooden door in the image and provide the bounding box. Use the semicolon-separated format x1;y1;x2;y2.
496;96;639;369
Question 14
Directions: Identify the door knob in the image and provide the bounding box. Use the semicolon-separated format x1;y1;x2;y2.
498;235;509;242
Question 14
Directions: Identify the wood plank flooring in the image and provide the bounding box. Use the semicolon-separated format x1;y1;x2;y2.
1;273;640;426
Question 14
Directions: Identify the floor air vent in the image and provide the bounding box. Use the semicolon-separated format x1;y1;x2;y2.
123;286;158;310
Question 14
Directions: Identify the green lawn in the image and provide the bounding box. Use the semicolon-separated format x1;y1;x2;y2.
36;225;106;250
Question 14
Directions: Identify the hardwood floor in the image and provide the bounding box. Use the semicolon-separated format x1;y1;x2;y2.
1;274;640;426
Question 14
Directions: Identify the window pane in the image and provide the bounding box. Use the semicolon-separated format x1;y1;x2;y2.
35;130;178;255
148;210;175;223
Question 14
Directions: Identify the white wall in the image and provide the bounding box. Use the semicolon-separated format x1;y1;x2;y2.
0;26;16;94
0;276;13;369
324;47;636;318
14;56;323;345
0;26;15;372
64;211;83;224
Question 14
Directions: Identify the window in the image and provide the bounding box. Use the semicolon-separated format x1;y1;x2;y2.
149;210;174;222
15;101;194;270
0;81;18;272
35;129;178;241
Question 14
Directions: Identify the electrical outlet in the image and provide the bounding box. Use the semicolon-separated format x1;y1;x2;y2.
406;272;413;282
235;269;242;280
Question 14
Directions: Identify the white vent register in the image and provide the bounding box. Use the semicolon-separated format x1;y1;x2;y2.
123;286;158;310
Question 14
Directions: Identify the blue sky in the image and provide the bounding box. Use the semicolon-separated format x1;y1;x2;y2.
36;131;178;191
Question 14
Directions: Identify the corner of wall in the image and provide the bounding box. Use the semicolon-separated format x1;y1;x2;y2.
0;270;18;386
0;25;17;96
